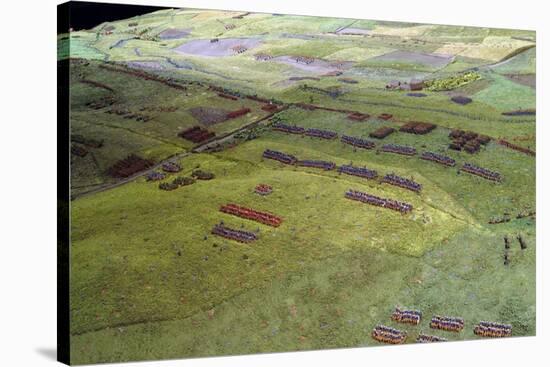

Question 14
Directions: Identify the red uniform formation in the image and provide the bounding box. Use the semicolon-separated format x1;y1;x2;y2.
391;307;422;325
107;154;154;178
474;321;512;338
461;163;502;182
254;184;273;196
430;315;464;332
220;203;283;227
345;189;413;213
371;325;407;344
211;223;258;243
178;126;215;143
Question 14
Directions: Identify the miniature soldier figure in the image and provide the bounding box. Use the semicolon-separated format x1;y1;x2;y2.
504;235;510;249
518;234;527;250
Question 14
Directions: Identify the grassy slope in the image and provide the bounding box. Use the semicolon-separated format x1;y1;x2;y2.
66;9;536;365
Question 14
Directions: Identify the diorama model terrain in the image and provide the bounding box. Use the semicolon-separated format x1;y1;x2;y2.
60;3;536;365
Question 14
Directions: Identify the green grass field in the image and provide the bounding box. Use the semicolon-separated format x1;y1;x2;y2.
64;7;536;365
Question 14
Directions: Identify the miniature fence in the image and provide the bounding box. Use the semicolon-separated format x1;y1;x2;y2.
382;174;422;193
341;135;376;150
305;128;338;140
416;334;447;343
461;163;502;182
474;321;512;338
391;308;422;325
262;149;298;165
211;224;258;243
420;151;456;167
347;112;369;121
380;144;417;156
296;160;336;170
345;189;413;213
220;203;283;227
371;325;407;344
430;316;464;332
497;139;535;157
226;108;251;119
218;92;239;100
378;113;393;120
338;165;378;180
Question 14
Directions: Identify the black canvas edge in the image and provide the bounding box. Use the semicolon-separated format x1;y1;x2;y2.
58;2;71;365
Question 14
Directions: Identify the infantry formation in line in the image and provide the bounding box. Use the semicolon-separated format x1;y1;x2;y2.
382;174;423;193
211;223;258;243
372;307;511;345
345;189;413;214
220;203;283;227
391;307;422;325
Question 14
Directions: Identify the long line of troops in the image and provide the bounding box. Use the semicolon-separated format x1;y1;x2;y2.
271;122;502;182
372;307;512;344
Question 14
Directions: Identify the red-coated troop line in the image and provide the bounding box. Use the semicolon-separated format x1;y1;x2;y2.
220;203;283;227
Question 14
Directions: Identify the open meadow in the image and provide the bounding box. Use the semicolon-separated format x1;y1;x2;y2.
62;6;536;364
